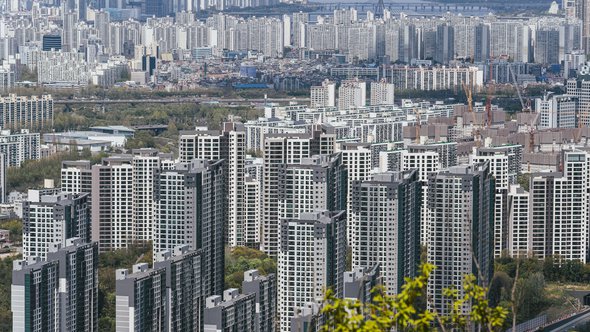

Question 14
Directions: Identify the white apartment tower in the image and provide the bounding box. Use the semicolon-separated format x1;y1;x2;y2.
61;160;92;195
402;142;458;244
553;149;589;262
427;163;494;316
178;123;246;247
370;80;395;106
507;185;531;257
340;143;373;243
263;134;310;256
91;155;134;252
132;149;173;242
349;171;421;295
528;172;559;259
470;145;522;257
262;130;335;256
154;159;225;297
244;175;261;248
535;94;578;129
277;210;346;332
310;79;336;108
278;154;347;222
338;79;366;110
23;193;91;260
0;94;54;131
566;75;590;127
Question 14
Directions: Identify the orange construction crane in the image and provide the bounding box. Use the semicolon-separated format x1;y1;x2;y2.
462;82;476;125
462;82;480;146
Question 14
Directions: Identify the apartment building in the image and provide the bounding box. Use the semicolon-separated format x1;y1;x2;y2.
23;193;90;260
154;159;225;297
349;171;421;295
427;163;494;316
277;210;346;332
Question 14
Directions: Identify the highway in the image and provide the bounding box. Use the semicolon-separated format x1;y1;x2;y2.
53;97;310;104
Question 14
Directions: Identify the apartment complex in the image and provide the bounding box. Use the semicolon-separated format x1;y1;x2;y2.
178;123;246;247
0;129;40;167
349;171;421;295
89;151;173;252
12;238;98;332
471;145;522;257
262;131;334;256
91;155;134;252
338;79;367;110
0;94;53;131
369;81;395;106
310;79;336;108
61;160;93;195
132;149;174;242
277;210;346;332
427;163;494;316
23;193;91;260
154;160;225;297
278;154;347;221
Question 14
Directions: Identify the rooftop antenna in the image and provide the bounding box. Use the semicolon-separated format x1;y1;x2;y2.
375;0;385;18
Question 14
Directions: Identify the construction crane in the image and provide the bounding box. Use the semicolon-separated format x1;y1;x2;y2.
528;111;540;153
462;82;476;125
508;63;530;112
462;82;480;146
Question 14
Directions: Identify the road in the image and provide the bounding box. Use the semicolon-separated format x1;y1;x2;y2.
54;97;310;104
545;310;590;332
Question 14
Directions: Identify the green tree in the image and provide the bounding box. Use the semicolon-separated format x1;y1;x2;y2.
224;246;276;290
513;272;548;322
321;264;508;332
0;219;23;244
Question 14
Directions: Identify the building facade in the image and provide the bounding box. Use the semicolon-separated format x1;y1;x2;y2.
154;159;225;297
23;193;91;260
349;171;421;295
277;210;346;332
427;163;494;316
115;263;167;332
0;94;53;131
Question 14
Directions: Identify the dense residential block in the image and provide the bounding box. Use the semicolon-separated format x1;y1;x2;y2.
427;162;495;316
0;95;53;131
12;238;98;332
154;159;225;297
23;193;91;260
350;170;421;295
278;210;346;332
178;124;246;247
204;289;257;332
116;263;167;332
